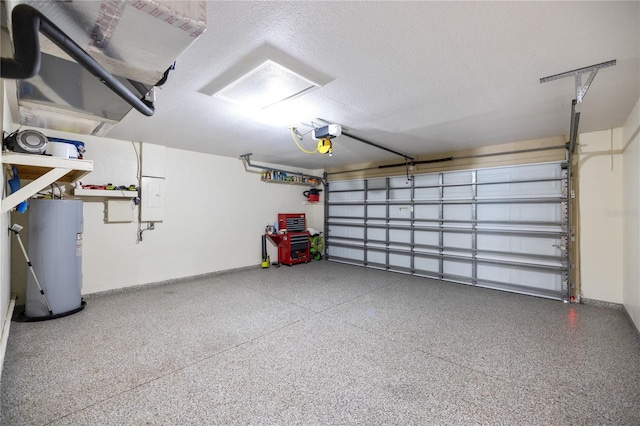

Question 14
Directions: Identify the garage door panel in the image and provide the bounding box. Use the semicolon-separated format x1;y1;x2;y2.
329;246;365;263
477;234;560;257
390;177;412;188
477;163;561;182
390;205;412;219
414;205;440;220
367;189;386;201
367;205;386;218
443;204;472;221
366;249;386;266
329;225;365;239
367;227;387;241
414;256;439;274
415;187;440;200
415;230;440;246
390;229;411;244
389;253;411;269
390;188;411;200
443;260;473;278
478;181;563;198
443;232;472;249
328;205;364;217
477;204;560;222
326;161;569;300
413;174;440;186
477;265;563;292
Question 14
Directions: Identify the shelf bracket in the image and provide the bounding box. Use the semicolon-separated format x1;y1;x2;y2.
2;167;70;213
540;60;616;103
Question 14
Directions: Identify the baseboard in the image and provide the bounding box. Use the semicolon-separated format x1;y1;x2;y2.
582;298;640;341
0;295;17;380
622;306;640;342
581;297;625;310
83;265;259;300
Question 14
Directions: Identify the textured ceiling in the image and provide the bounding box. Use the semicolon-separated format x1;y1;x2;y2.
103;1;639;169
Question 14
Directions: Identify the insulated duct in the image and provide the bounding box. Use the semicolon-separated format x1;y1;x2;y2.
1;1;206;136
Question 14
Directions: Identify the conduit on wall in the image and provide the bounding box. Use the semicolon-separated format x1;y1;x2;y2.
239;153;325;185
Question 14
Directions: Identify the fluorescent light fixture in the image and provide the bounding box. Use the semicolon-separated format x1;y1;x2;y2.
213;60;320;109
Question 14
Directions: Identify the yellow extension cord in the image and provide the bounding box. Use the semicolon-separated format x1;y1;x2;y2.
289;127;318;154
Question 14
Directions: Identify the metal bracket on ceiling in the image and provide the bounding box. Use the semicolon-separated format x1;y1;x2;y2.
540;60;616;103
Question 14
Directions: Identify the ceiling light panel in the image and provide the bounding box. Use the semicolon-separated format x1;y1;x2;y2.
213;60;320;109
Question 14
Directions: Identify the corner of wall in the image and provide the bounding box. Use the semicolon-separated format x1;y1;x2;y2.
622;97;640;332
1;78;15;367
577;128;625;304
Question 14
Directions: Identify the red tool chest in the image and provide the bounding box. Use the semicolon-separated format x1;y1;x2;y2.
278;213;306;232
267;213;310;265
276;231;310;265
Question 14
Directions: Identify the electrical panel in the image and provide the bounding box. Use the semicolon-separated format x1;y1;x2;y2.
141;176;165;222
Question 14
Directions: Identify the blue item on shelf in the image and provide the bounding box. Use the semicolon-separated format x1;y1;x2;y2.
8;166;28;213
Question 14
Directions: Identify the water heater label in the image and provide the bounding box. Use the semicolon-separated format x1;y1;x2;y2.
76;233;83;256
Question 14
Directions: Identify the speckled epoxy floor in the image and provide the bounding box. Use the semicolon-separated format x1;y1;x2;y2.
2;262;639;425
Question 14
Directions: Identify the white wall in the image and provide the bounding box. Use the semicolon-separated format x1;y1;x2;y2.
7;127;324;295
622;98;640;331
1;80;12;326
578;129;624;303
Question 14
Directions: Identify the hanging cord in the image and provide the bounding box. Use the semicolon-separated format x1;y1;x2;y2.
405;157;413;182
290;127;318;154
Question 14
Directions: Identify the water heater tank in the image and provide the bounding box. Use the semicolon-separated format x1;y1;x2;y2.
25;199;84;319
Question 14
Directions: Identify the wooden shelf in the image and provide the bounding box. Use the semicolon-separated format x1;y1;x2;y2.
73;188;137;198
261;178;310;186
2;152;94;213
2;152;93;182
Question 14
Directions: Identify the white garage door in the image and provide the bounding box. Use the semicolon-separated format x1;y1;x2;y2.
326;162;570;300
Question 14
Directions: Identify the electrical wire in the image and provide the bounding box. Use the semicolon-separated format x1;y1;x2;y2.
46;183;63;199
131;141;141;180
289;127;318;154
132;141;143;244
52;182;63;199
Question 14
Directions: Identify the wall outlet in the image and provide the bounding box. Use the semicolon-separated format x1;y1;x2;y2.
149;222;155;230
